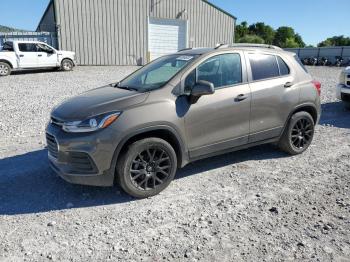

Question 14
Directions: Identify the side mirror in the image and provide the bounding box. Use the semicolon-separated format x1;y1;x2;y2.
191;80;215;97
47;49;54;54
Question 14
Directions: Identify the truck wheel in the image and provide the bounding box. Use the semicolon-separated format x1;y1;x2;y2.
117;138;177;198
278;111;315;155
0;62;11;76
61;59;74;71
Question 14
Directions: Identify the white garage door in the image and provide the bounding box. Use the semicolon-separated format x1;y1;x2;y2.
148;18;187;61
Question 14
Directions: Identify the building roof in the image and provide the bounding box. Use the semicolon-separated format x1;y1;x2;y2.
37;0;237;31
36;0;54;31
202;0;237;20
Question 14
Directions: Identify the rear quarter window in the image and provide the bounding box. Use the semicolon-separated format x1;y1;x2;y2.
277;56;290;76
294;55;308;73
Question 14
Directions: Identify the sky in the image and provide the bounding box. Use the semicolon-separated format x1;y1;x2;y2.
0;0;348;46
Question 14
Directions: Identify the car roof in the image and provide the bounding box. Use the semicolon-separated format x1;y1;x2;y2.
8;40;45;44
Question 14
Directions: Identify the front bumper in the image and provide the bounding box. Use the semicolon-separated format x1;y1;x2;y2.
46;122;122;187
336;84;350;101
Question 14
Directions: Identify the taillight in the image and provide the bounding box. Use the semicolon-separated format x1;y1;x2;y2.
312;80;321;96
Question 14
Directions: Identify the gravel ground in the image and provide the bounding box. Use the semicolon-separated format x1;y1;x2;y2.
0;66;349;261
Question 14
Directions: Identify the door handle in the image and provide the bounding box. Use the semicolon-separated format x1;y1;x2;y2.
235;94;248;102
19;54;24;57
38;54;42;57
284;82;293;88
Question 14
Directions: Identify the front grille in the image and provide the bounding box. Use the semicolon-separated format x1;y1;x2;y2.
68;152;96;173
46;133;58;158
341;93;350;102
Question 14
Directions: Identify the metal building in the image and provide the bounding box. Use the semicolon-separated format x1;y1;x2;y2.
37;0;236;65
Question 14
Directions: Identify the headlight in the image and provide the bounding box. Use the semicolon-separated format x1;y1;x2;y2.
62;112;121;133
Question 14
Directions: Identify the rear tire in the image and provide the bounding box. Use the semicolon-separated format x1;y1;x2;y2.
61;59;74;71
278;111;315;155
117;138;177;198
0;62;11;76
344;102;350;110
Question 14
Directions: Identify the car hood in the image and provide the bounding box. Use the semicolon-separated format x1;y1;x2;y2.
57;50;75;56
51;85;149;121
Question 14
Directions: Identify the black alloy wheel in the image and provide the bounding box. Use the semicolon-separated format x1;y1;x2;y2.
130;147;171;191
117;138;177;198
278;111;315;155
290;118;313;150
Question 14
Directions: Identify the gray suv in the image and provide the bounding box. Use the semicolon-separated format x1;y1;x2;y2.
46;44;321;198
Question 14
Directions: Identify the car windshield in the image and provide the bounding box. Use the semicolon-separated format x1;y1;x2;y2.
118;54;198;91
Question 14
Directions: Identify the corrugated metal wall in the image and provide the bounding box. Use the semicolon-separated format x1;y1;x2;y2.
285;47;350;64
51;0;235;65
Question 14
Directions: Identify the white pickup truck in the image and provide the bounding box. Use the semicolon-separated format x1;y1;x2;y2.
0;40;76;76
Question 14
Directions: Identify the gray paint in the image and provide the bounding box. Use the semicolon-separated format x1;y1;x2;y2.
38;0;236;65
47;47;320;192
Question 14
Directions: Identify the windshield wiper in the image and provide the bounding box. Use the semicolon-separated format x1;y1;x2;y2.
110;82;138;91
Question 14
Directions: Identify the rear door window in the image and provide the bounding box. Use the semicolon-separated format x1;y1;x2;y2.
248;53;280;81
18;43;37;52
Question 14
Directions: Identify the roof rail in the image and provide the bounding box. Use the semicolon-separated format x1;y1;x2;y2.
215;43;229;49
230;43;283;50
177;47;193;52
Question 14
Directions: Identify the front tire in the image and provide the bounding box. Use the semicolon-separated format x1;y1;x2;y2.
61;59;74;71
0;62;11;76
278;111;315;155
117;138;177;198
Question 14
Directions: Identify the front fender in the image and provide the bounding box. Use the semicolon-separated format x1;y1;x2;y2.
109;123;189;177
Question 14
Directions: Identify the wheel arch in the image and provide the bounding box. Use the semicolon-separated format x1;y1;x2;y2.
111;125;189;180
0;59;13;68
61;57;75;66
290;104;318;124
282;103;319;135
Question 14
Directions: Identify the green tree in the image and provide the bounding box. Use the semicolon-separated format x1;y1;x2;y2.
235;21;249;40
238;34;265;44
318;36;350;47
273;26;296;47
235;22;306;48
248;23;275;44
0;24;23;32
285;38;299;48
294;34;306;48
